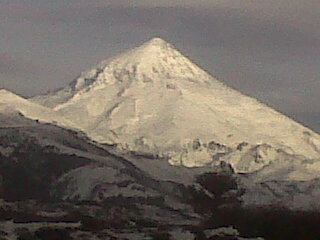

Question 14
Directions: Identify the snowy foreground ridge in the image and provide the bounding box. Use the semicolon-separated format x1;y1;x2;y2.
2;37;320;172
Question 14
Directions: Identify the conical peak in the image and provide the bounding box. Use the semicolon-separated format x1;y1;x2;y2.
100;37;214;85
55;37;216;99
135;37;178;56
95;37;176;68
143;37;171;47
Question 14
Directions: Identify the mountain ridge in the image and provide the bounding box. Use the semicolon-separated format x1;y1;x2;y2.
0;89;77;129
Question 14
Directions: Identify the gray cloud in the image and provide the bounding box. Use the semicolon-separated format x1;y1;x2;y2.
0;1;319;132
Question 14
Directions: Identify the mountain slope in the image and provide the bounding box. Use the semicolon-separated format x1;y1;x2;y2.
32;38;320;167
0;111;199;211
0;89;76;129
0;113;278;239
31;69;100;108
0;111;212;239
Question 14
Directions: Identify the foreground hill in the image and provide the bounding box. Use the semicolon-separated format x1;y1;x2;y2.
0;110;271;239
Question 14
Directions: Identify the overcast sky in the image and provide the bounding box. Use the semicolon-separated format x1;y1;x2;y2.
0;0;319;132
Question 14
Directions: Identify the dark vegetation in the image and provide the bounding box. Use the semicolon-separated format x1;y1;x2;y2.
0;208;52;222
16;228;34;240
0;135;90;201
150;231;171;240
207;206;320;240
195;172;320;240
185;172;241;214
35;227;71;240
15;227;71;240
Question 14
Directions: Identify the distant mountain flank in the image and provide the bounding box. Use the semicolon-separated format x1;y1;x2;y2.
0;89;76;129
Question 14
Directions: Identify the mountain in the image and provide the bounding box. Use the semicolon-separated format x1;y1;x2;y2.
31;72;99;108
0;110;205;237
0;109;191;203
2;38;320;239
0;104;265;240
32;38;320;168
0;89;76;129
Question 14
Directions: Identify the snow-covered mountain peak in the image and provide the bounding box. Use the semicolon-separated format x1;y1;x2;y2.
32;39;320;169
143;37;170;47
87;37;214;87
96;38;214;83
137;37;173;52
51;38;218;111
127;37;179;55
33;38;223;110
